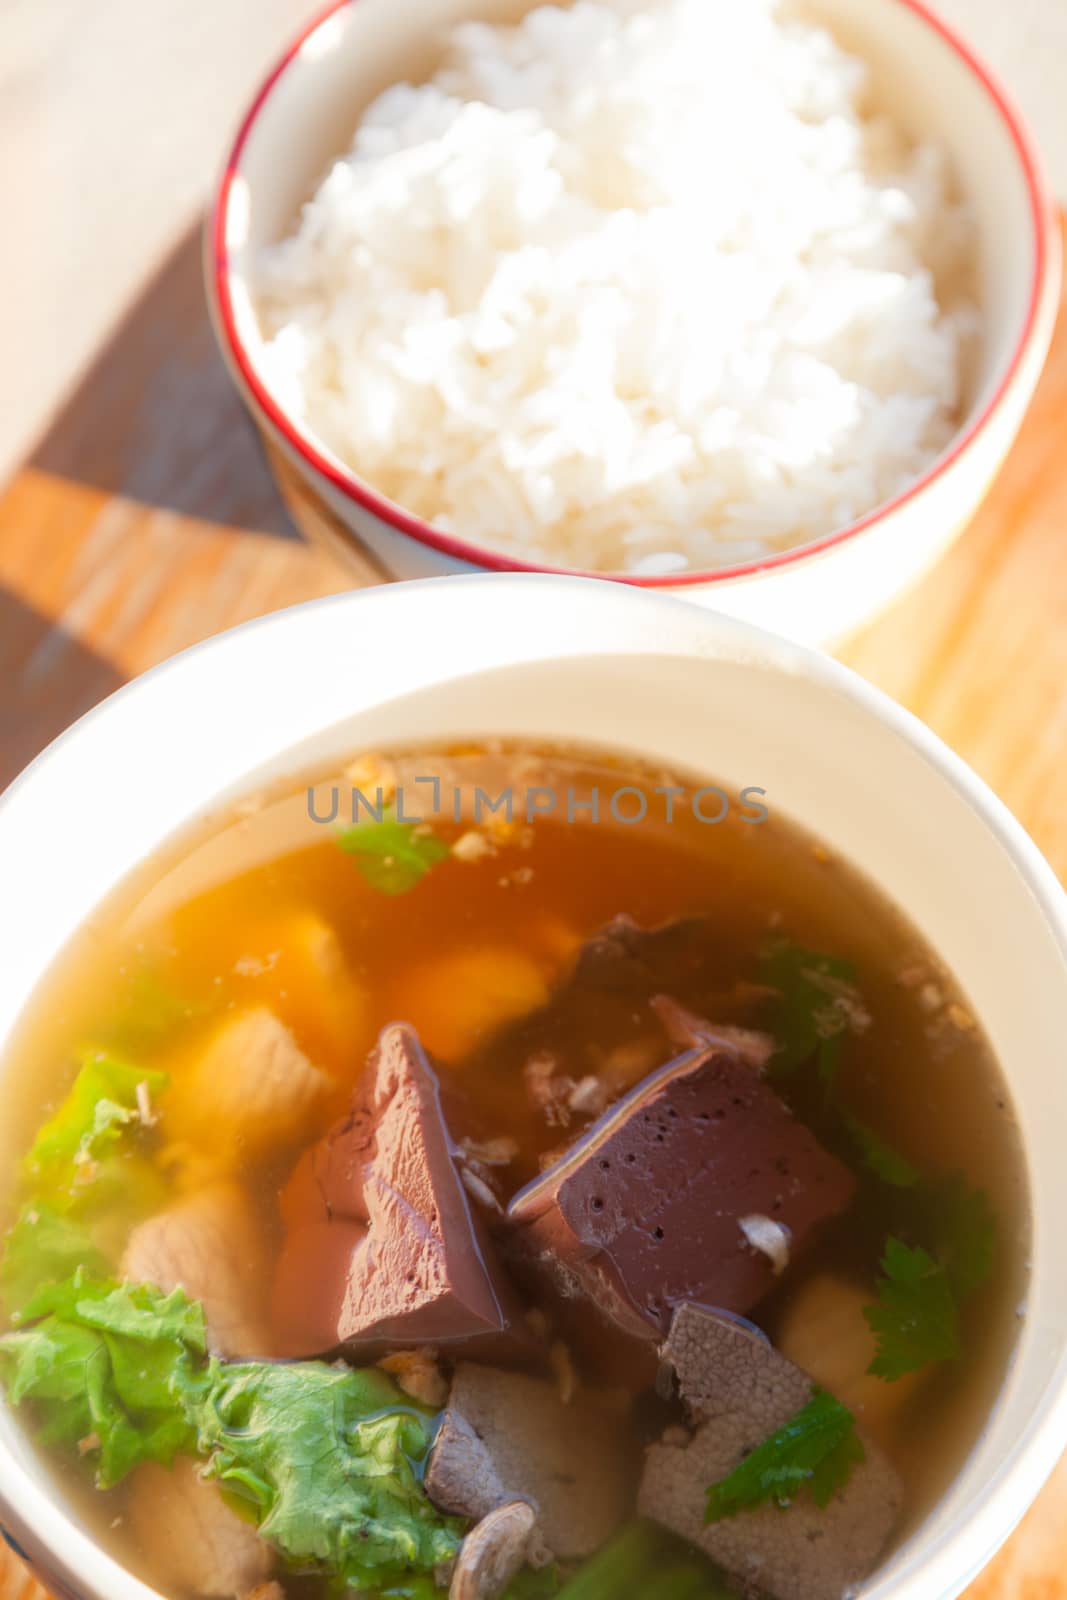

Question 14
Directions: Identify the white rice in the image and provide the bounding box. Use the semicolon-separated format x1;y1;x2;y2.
252;0;976;574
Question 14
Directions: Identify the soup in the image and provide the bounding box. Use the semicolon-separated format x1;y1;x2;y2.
0;743;1027;1600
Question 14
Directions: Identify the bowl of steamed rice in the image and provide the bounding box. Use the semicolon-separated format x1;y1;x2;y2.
208;0;1059;643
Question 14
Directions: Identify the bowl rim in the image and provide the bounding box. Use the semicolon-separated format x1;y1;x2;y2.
209;0;1058;587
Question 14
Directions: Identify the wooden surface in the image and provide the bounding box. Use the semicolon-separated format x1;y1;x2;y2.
0;0;313;484
2;208;1067;1596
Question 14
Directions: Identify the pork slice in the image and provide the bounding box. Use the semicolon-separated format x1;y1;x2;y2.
273;1023;529;1361
122;1182;268;1358
639;1304;902;1600
170;1007;330;1165
507;1046;855;1340
128;1456;272;1599
425;1364;633;1561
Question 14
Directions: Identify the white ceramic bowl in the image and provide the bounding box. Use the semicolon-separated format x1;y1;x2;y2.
0;576;1066;1598
207;0;1060;646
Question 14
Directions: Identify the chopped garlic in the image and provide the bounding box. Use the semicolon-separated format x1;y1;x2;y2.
568;1075;609;1116
233;950;280;977
739;1213;791;1276
377;1349;449;1409
461;1165;502;1215
135;1079;157;1126
453;829;495;863
344;752;398;802
460;1136;519;1167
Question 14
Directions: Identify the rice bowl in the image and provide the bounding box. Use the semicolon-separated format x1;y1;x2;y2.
251;0;977;576
208;0;1058;641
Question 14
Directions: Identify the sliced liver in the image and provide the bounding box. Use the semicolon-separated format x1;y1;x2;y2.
425;1364;633;1561
639;1303;902;1600
507;1044;855;1340
272;1023;528;1360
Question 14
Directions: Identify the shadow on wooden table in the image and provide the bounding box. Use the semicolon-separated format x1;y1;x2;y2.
0;589;125;793
30;220;295;539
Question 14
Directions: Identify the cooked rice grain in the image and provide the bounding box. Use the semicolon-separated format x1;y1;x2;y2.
253;0;975;573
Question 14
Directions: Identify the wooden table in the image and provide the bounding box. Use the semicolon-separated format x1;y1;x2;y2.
1;214;1067;1598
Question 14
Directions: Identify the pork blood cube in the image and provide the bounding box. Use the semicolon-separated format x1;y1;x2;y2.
507;1042;855;1338
273;1022;527;1358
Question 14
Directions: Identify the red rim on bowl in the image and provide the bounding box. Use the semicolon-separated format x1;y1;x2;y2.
211;0;1057;589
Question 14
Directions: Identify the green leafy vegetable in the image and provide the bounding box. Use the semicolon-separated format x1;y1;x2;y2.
504;1566;563;1598
640;1567;728;1600
863;1176;995;1381
558;1521;732;1599
186;1358;462;1589
0;1272;207;1486
2;1041;465;1592
23;1051;167;1210
704;1388;864;1523
0;1206;107;1322
0;1052;168;1329
105;965;209;1048
337;807;450;895
760;939;862;1086
841;1114;919;1189
929;1174;997;1299
863;1239;960;1381
0;1272;461;1589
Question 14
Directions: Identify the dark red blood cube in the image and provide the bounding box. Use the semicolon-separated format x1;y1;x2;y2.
507;1043;855;1339
273;1021;527;1359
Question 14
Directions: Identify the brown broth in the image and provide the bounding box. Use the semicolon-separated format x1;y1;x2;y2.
0;742;1029;1595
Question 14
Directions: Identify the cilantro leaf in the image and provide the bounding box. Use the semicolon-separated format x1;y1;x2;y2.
862;1177;995;1382
0;1273;207;1486
929;1174;997;1299
863;1238;960;1381
704;1388;864;1522
841;1114;919;1189
187;1359;462;1587
760;939;863;1087
0;1206;108;1322
23;1052;167;1210
337;807;449;895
